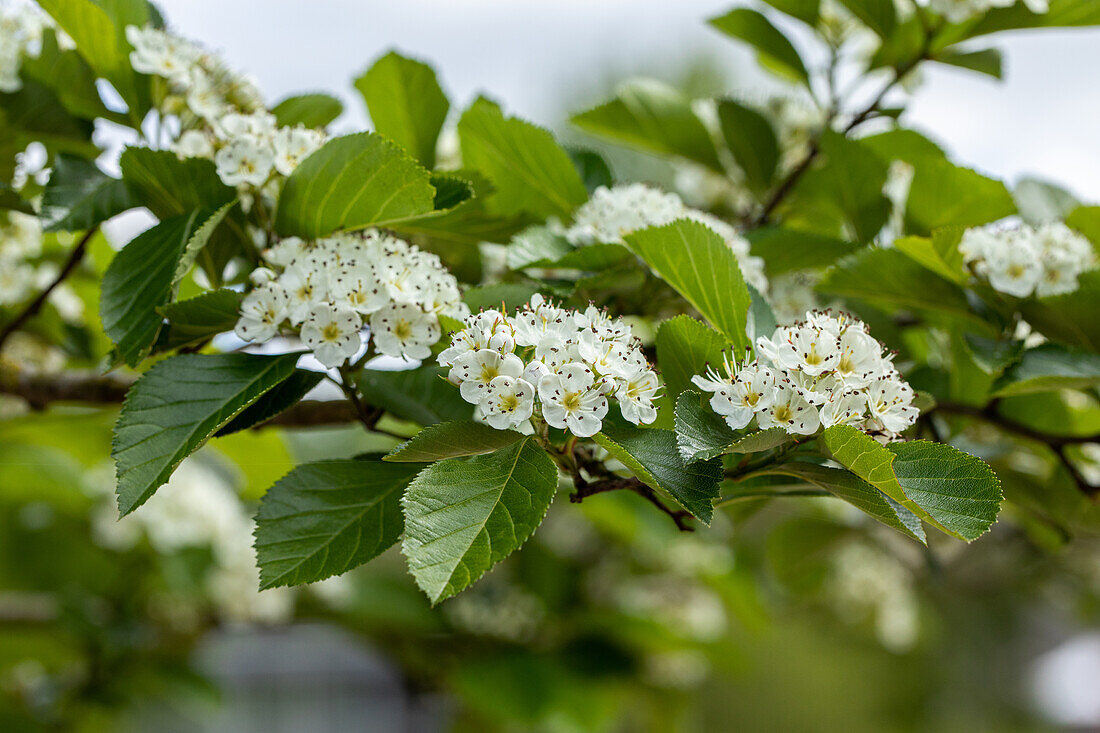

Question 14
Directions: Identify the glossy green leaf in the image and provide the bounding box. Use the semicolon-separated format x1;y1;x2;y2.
571;79;722;171
716;99;778;189
992;344;1100;397
762;462;926;542
355;51;449;168
255;459;420;589
459;98;588;220
655;315;730;405
886;440;1002;542
760;0;820;25
594;423;723;524
674;391;739;463
625;220;752;350
836;0;896;38
20;29;112;122
100;209;220;366
725;427;795;454
385;421;525;462
215;369;324;436
747;227;859;275
119;148;235;219
905;159;1015;235
1020;270;1100;351
402;438;558;603
275;132;437;238
893;228;969;285
40;155;134;232
708;8;809;83
357;364;472;426
113;352;300;514
935;47;1003;79
270;92;343;128
157;288;242;349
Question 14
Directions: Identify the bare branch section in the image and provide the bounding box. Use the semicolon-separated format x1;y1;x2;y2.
0;366;357;427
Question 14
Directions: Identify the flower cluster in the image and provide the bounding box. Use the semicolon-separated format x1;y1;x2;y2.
438;295;659;437
926;0;1047;24
693;310;918;440
959;222;1095;298
0;1;55;93
126;25;325;188
0;212;82;322
559;183;769;295
234;230;467;368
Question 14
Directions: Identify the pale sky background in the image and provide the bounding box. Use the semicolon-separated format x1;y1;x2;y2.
152;0;1100;201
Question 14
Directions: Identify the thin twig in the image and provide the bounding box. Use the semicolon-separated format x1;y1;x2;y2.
0;226;98;353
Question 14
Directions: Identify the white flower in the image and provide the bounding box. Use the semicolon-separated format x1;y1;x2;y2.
865;378;918;435
483;376;536;429
126;25;199;85
615;367;660;426
272;126;324;176
214;135;274;187
329;265;387;315
512;294;570;347
369;303;439;360
234;284;288;343
756;380;820;435
172;129;214;159
770;324;841;376
185;68;229;121
277;264;327;325
451;350;525;405
538;362;609;438
985;238;1042;298
300;304;362;368
819;390;867;428
692;359;777;430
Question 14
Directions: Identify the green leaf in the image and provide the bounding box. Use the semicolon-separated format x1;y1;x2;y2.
100;209;226;366
674;390;738;462
886;440;1002;542
255;459;420;589
40;155;134;232
355;51;449;168
708;8;809;83
747;227;859;275
594;423;723;524
625;220;752;350
568;148;614;193
215;369;323;436
1020;270;1100;351
458;97;588;220
38;0;153;123
949;0;1100;42
274;132;437;238
463;283;540;312
893;228;969;285
570;79;722;171
119;148;235;219
820;425;1001;541
818;247;983;327
905;159;1015;235
760;0;820;26
357;364;472;426
836;0;896;38
157;288;243;349
20;29;112;122
1014;178;1080;225
992;344;1100;397
761;462;926;542
783;132;889;242
725;427;795;454
1066;206;1100;254
402;437;558;603
270;93;343;128
655;315;730;405
716;99;778;189
507;226;574;270
385;421;525;462
935;47;1003;79
113;352;300;515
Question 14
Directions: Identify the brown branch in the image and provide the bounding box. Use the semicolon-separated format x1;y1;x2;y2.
571;474;695;532
933;402;1099;497
0;226;98;354
751;37;934;228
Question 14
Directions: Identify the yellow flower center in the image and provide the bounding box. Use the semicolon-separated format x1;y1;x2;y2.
393;319;412;341
562;392;582;411
479;364;499;383
321;323;342;342
773;404;792;423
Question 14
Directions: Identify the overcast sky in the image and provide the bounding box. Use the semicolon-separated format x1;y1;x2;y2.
154;0;1100;201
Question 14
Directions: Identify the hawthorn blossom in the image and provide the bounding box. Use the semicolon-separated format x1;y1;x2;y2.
369;302;440;360
539;363;610;438
300;304;362;369
960;222;1094;298
483;376;536;430
234;285;288;343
